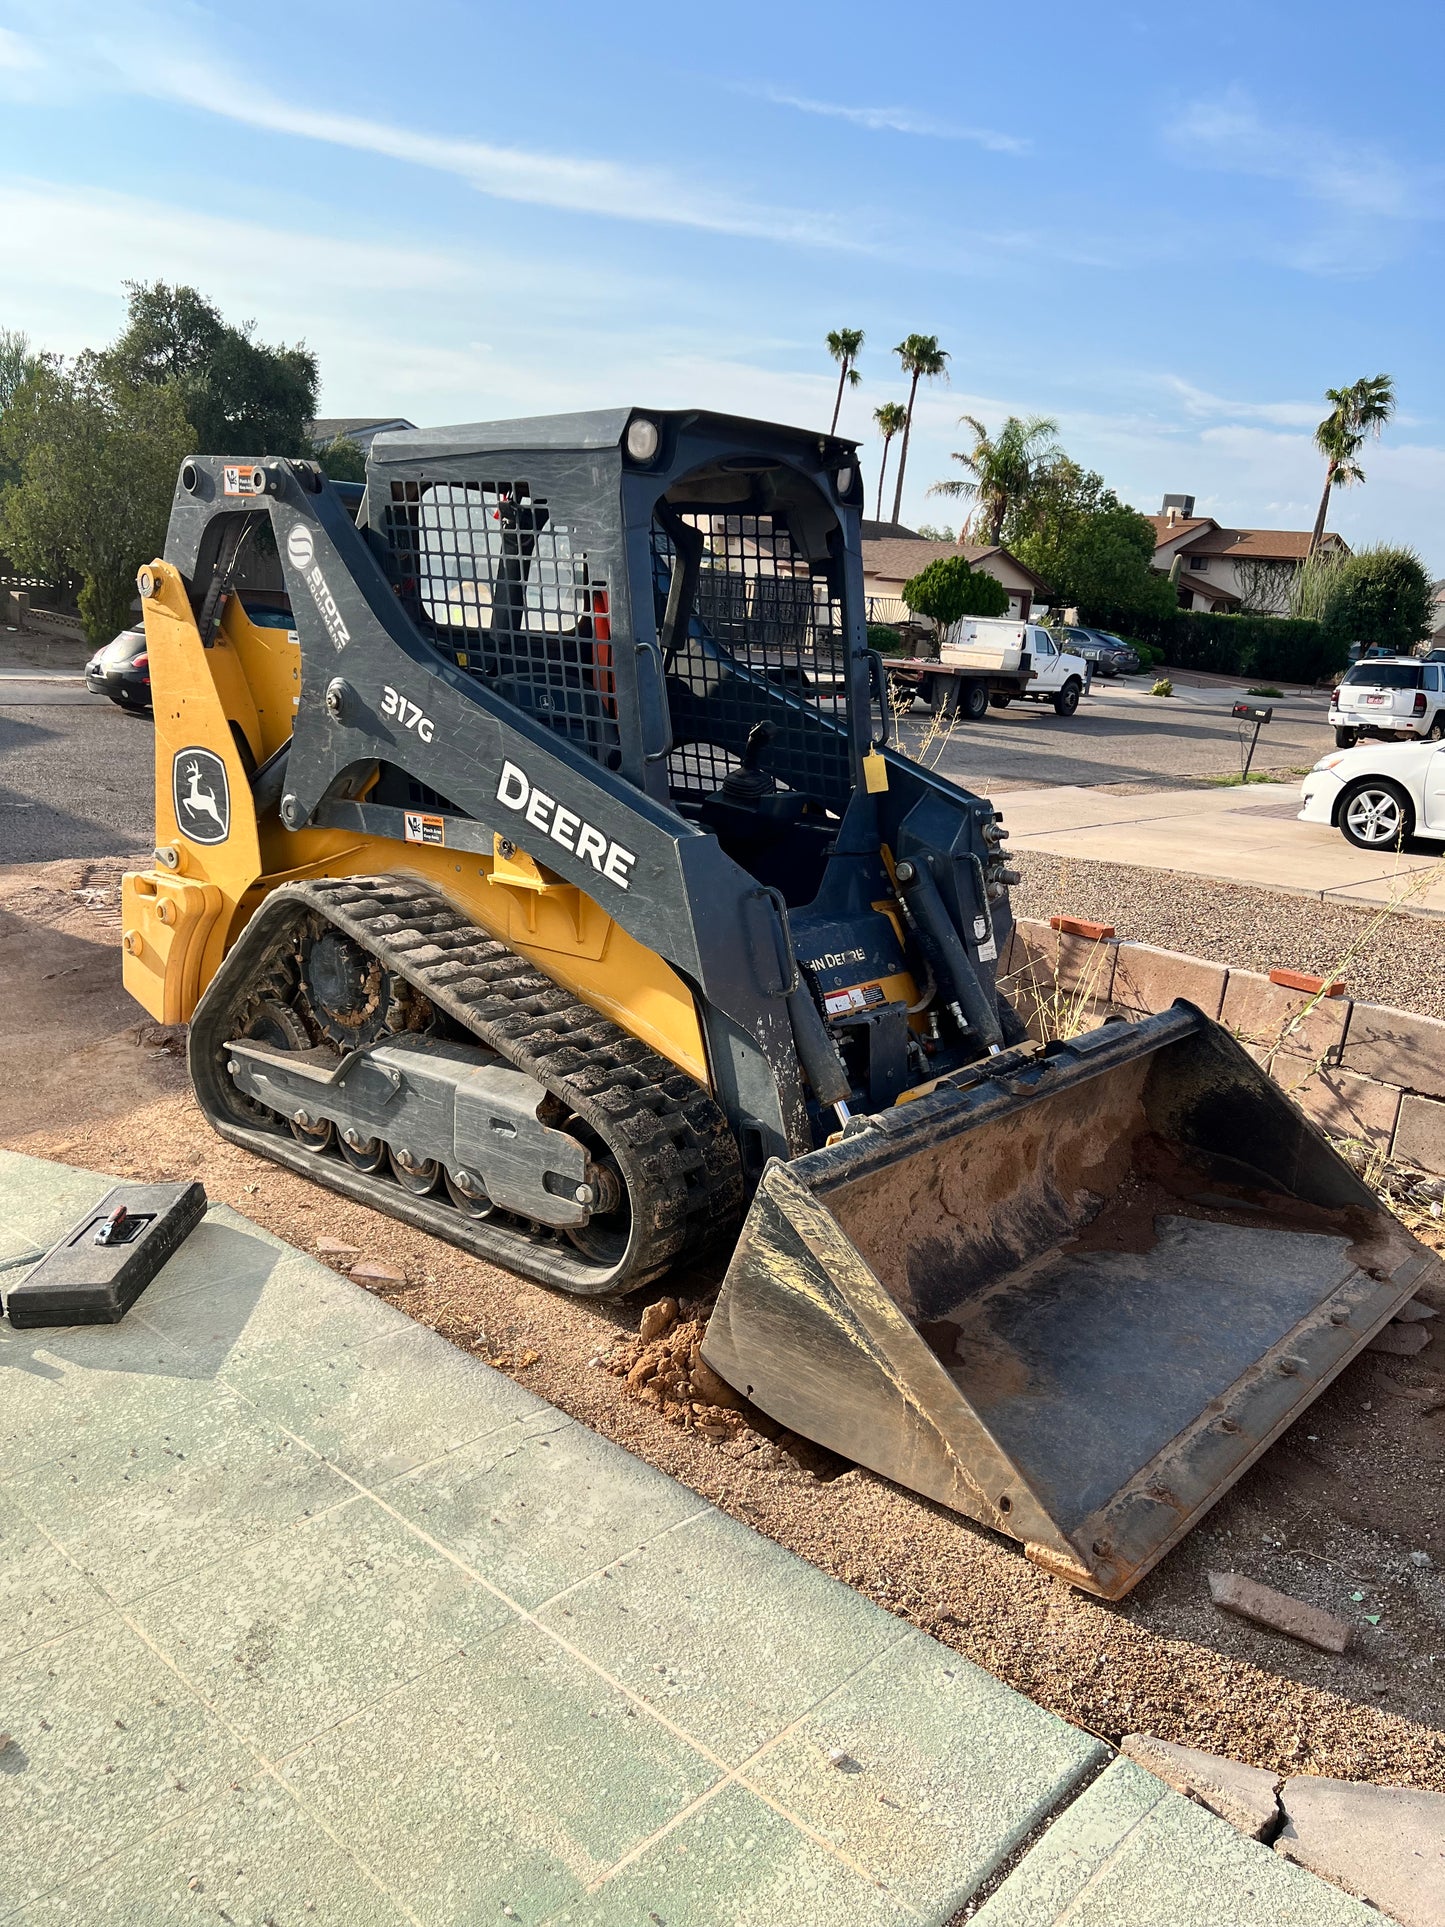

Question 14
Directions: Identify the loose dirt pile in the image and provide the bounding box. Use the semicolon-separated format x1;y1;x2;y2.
4;858;1444;1792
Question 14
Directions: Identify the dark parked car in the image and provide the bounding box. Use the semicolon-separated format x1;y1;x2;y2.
1053;626;1140;678
84;627;151;710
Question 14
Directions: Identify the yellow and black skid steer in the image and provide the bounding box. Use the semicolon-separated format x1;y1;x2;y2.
122;410;1440;1597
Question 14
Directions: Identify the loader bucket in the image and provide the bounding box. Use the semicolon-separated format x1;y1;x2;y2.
702;1004;1440;1598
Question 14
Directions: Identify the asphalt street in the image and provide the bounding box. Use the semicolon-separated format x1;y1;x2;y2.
0;688;155;862
901;676;1338;794
0;667;1339;866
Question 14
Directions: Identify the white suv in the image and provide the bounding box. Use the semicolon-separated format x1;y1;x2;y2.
1330;657;1445;748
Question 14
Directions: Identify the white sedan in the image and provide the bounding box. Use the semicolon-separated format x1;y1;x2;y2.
1299;739;1445;850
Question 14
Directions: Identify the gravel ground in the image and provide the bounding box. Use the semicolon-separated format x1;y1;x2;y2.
1013;850;1445;1020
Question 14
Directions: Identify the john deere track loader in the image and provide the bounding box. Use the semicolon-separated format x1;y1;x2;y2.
122;409;1440;1597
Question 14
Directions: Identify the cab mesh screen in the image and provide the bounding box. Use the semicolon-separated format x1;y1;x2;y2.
381;478;619;763
651;511;851;807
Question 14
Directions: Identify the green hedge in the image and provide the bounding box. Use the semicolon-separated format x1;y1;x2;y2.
867;623;906;657
1086;606;1345;683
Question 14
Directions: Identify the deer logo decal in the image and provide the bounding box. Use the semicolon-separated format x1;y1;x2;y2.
171;748;231;845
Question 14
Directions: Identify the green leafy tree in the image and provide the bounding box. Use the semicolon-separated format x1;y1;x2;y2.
0;355;194;640
1007;459;1174;623
872;400;907;521
0;329;43;415
0;328;48;491
930;413;1060;544
826;328;864;434
1319;544;1432;658
902;553;1009;634
914;522;956;541
1309;374;1395;556
105;280;319;455
313;434;367;483
890;334;949;526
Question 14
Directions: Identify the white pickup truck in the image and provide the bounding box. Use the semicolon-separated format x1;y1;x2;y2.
888;618;1092;720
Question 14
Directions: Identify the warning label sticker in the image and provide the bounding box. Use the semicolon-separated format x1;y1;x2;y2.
824;983;886;1017
223;464;265;496
403;812;445;847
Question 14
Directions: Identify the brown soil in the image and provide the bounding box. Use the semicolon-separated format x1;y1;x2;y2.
4;857;1445;1791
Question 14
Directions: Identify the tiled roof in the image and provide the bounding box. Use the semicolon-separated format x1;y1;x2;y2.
1179;575;1240;608
1147;514;1214;547
1148;514;1345;562
861;536;1051;595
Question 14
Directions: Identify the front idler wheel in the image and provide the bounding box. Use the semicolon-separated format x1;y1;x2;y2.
563;1136;631;1266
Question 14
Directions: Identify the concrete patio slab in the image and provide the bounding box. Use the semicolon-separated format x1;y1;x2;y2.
970;1760;1381;1926
0;1148;1103;1923
0;1149;1401;1925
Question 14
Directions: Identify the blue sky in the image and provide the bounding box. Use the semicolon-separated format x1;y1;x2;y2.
3;0;1443;566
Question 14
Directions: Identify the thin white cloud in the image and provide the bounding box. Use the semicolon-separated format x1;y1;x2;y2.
12;16;872;256
1166;87;1437;226
1160;377;1321;430
750;86;1028;154
0;178;494;306
0;26;42;68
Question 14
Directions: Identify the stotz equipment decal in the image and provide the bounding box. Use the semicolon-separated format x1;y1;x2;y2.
285;522;351;652
172;748;231;845
404;812;445;847
223;464;265;496
494;760;637;888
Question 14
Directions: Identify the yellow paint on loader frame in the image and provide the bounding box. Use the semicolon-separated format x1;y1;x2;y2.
121;562;710;1083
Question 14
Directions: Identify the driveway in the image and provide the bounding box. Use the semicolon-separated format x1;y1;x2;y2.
998;781;1445;914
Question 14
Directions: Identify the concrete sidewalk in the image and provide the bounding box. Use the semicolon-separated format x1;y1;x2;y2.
0;1151;1380;1925
999;781;1445;913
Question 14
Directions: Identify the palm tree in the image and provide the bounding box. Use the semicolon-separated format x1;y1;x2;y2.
872;402;907;521
825;328;865;434
890;334;949;526
1309;374;1395;556
929;414;1061;545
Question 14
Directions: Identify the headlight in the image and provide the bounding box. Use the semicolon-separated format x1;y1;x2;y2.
625;417;660;463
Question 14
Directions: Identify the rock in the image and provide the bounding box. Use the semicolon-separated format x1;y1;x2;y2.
1208;1572;1351;1653
1276;1777;1445;1927
348;1258;405;1285
1410;1551;1433;1570
625;1356;658;1390
690;1353;744;1411
1369;1322;1433;1355
1394;1299;1438;1323
316;1236;361;1258
638;1297;679;1344
1120;1733;1282;1839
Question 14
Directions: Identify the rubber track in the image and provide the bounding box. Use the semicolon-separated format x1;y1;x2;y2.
189;874;744;1295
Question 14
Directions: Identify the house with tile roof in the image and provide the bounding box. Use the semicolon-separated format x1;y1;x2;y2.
1148;494;1349;614
860;521;1052;622
307;416;418;454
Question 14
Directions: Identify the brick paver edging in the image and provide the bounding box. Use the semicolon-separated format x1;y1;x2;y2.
1000;918;1445;1178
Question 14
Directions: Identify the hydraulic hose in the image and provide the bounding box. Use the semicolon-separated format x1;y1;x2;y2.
895;858;1004;1053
